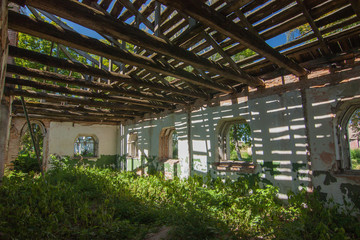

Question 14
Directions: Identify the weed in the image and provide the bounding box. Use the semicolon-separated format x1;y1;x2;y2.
0;161;359;239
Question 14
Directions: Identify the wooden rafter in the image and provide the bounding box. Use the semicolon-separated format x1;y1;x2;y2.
5;77;171;110
295;0;330;55
12;100;141;117
9;0;264;88
8;46;205;99
157;0;307;77
8;11;233;93
4;87;154;113
13;106;129;122
6;64;185;105
350;0;360;21
12;113;123;124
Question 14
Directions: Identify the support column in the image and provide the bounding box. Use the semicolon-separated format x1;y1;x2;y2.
0;99;11;178
0;0;8;100
0;0;9;178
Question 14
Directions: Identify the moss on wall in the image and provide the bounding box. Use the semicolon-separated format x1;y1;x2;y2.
340;183;360;209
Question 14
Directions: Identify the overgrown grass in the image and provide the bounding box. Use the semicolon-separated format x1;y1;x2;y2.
0;162;359;239
351;148;360;170
230;150;252;162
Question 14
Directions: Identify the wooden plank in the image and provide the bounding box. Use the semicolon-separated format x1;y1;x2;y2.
295;0;330;55
99;0;113;11
5;77;171;110
4;87;154;112
13;113;124;124
13;106;129;121
6;64;185;105
350;0;360;21
0;0;8;101
9;46;205;99
157;0;307;77
110;0;124;18
12;100;141;117
8;11;233;93
119;0;147;22
8;0;262;88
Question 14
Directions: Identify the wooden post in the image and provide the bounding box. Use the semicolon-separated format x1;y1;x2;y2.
0;0;8;100
0;0;9;179
20;96;45;177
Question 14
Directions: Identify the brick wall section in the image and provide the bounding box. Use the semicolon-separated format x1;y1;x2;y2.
6;117;50;169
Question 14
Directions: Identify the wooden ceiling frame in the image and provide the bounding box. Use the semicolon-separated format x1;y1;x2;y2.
5;0;360;123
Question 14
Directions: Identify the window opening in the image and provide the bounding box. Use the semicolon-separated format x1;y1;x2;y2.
348;108;360;170
74;136;97;157
15;121;45;172
127;133;139;158
218;119;252;162
229;123;252;161
159;127;178;160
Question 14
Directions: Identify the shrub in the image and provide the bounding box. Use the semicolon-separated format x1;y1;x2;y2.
0;163;359;239
350;148;360;160
11;152;41;173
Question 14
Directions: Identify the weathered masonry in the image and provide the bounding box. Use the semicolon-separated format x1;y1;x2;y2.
0;0;360;208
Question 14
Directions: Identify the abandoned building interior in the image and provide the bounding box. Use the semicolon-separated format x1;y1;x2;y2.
1;0;360;211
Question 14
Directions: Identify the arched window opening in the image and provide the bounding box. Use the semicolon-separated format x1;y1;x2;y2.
172;130;178;159
74;136;97;158
229;123;252;161
127;133;138;158
159;127;178;161
218;119;252;162
15;121;45;172
348;108;360;170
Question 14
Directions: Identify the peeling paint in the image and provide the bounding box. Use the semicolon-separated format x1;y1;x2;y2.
313;171;337;185
320;152;333;165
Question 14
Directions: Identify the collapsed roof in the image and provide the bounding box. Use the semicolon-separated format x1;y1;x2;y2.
5;0;360;123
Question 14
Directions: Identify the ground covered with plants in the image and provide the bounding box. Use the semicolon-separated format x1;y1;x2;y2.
0;161;359;240
351;148;360;170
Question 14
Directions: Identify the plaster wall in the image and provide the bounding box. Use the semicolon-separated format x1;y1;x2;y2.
123;67;360;206
306;76;360;208
124;112;190;178
48;122;119;158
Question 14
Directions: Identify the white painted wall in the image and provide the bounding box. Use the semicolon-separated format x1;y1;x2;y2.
122;73;360;208
48;122;119;158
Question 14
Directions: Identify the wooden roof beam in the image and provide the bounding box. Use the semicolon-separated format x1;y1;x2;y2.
12;100;141;117
350;0;360;21
8;46;205;99
13;113;125;124
13;106;130;122
6;64;185;105
5;77;171;110
9;0;263;88
295;0;331;55
4;87;152;113
157;0;308;77
8;11;232;93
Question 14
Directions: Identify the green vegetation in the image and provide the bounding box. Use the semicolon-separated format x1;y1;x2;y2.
351;149;360;170
230;150;252;162
11;122;44;173
229;123;252;161
348;109;360;140
1;159;359;239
